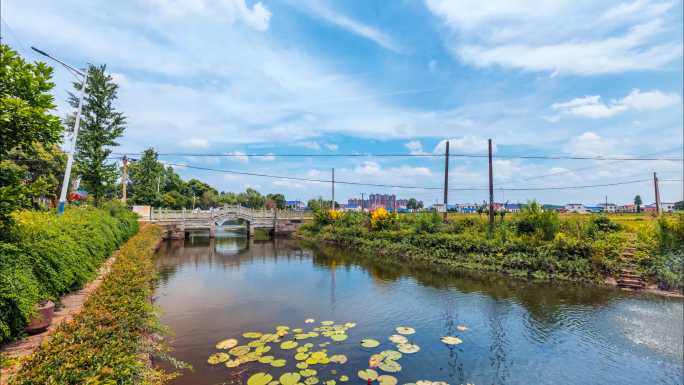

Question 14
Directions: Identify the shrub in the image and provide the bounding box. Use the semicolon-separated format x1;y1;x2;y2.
514;201;559;241
588;215;621;234
411;211;443;233
11;225;181;384
370;207;398;231
0;206;139;343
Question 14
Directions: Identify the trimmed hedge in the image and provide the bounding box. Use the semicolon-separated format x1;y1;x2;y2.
0;203;139;343
10;224;177;384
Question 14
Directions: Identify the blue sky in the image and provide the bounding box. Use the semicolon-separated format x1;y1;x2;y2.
2;0;683;205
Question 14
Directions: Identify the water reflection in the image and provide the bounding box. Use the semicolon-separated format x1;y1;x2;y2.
155;230;683;385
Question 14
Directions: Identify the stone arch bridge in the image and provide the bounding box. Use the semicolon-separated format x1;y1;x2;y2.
142;205;312;239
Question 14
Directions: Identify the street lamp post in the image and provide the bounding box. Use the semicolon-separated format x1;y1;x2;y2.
32;47;88;215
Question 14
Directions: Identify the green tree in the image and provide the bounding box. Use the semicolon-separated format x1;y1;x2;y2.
128;148;163;205
634;195;643;213
0;44;63;160
66;64;126;205
239;188;265;208
675;201;684;211
307;198;322;211
266;193;286;209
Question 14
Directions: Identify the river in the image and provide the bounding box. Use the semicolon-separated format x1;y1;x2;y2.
155;229;683;385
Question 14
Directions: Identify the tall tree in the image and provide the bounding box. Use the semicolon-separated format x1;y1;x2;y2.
634;195;642;213
266;193;286;209
128;148;163;205
66;64;126;205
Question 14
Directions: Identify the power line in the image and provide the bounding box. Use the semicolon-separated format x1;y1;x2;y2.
165;162;662;192
111;151;683;162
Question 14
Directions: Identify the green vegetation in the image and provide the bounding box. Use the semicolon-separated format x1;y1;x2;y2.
11;224;183;384
299;206;683;290
0;203;138;343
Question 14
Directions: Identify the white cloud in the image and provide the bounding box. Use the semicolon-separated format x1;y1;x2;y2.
227;150;249;163
563;132;615;156
552;89;680;119
145;0;271;31
426;0;681;75
298;141;322;150
405;140;427;155
299;2;401;52
434;136;494;154
325;143;339;151
180;137;210;148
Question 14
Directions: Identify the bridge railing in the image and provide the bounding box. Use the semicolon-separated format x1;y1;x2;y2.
146;205;312;221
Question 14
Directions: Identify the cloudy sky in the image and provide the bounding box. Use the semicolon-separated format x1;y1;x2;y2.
2;0;683;205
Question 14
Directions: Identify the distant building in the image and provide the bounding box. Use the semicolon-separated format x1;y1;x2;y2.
368;194;396;210
598;203;617;213
617;204;637;213
585;206;603;213
565;203;588;213
643;202;675;213
504;203;522;213
285;200;306;210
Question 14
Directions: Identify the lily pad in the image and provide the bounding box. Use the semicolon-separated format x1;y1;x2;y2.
229;345;250;356
380;350;402;360
339;375;349;382
258;355;275;364
456;325;468;331
325;380;336;385
321;320;334;326
243;331;263;339
369;354;383;367
395;327;415;335
281;340;299;350
388;335;408;344
329;354;348;364
271;359;287;367
300;369;317;377
248;373;274;385
440;336;463;345
344;322;357;328
305;318;315;323
207;352;230;364
216;338;239;349
396;343;420;354
358;369;379;381
304;377;320;385
377;375;398;385
295;352;310;361
280;372;302;385
330;334;348;342
225;359;241;368
361;339;380;348
378;360;401;373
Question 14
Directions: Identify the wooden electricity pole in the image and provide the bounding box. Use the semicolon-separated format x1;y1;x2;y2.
488;139;495;234
443;140;450;222
361;192;365;212
332;168;335;210
121;155;128;203
653;172;661;215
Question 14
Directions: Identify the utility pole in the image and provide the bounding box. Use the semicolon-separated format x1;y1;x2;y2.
605;195;608;213
488;139;495;234
332;168;335;210
121;155;129;203
653;172;661;215
32;47;88;215
443;140;450;222
361;192;365;212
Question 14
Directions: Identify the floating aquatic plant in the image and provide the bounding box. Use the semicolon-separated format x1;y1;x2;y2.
377;375;398;385
456;325;468;332
207;352;230;364
395;326;415;335
279;372;301;385
357;369;379;381
248;373;273;385
361;339;380;348
216;338;238;349
440;336;462;345
396;343;420;354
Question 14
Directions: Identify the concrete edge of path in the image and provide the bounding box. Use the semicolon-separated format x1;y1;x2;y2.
0;255;118;384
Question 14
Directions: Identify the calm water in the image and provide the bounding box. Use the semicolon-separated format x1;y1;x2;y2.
155;229;684;385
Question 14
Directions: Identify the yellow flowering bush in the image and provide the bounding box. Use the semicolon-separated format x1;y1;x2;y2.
370;207;398;231
329;209;343;221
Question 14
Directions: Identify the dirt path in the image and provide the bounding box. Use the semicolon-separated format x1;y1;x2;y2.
0;255;117;384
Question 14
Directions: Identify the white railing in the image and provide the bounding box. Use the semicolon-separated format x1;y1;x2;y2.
147;205;312;222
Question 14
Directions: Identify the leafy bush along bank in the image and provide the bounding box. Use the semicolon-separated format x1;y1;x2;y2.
0;203;139;343
11;224;178;384
299;205;683;290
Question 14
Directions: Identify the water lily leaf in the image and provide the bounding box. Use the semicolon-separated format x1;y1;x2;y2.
396;343;420;354
243;331;263;339
321;320;334;326
358;369;378;381
295;352;310;361
268;382;280;385
456;325;468;331
416;381;432;385
281;340;299;350
304;377;319;385
256;345;271;355
325;380;336;385
296;362;308;369
378;375;398;385
305;318;315;323
225;358;241;368
271;359;287;367
432;382;449;385
261;333;279;343
395;327;415;335
361;339;380;348
300;369;317;377
369;354;383;368
339;375;349;382
388;335;408;344
440;336;462;345
380;350;402;360
378;360;401;373
344;322;356;328
229;345;250;356
329;354;348;364
280;372;302;385
207;352;230;364
216;338;239;349
248;373;273;385
258;355;275;364
293;328;304;333
330;334;348;342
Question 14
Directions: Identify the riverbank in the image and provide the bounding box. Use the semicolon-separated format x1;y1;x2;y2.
297;208;683;292
7;224;181;384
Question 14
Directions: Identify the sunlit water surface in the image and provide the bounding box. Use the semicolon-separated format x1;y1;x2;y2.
155;229;683;385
